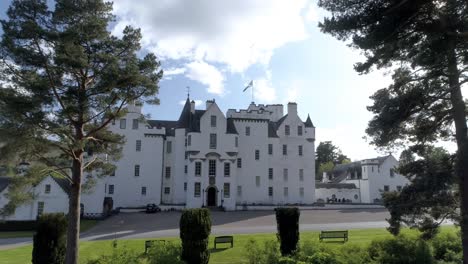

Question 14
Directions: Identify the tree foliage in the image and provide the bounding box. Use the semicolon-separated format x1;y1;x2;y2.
275;207;300;256
32;213;67;264
318;0;468;259
383;146;458;239
0;0;162;263
315;141;349;180
179;209;212;264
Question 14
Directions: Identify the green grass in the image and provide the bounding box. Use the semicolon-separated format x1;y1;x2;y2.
0;219;98;239
0;226;458;264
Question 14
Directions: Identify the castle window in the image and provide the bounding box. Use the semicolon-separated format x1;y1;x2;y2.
284;187;288;197
45;184;51;194
285;125;290;136
255;150;260;160
237;158;242;168
298;145;303;156
136;140;141;152
390;168;395;177
256;176;260;187
195;162;202;176
283;168;288;182
209;133;217;149
300;187;304;197
120;119;126;129
194;183;201;197
235;137;238;147
299;169;304;181
268;187;273;197
165;166;171;178
37;201;44;216
188;135;192;146
268;144;273;155
108;184;114;194
184;165;188;174
224;183;230;198
164;187;170;194
209;160;216;176
211;115;217;127
298;126;303;136
245;126;250;136
283;145;287;155
141;187;147;196
224;163;230;177
134;165;140;177
383;185;390;192
184;182;187;191
268;168;273;180
132;119;138;129
167;141;172;153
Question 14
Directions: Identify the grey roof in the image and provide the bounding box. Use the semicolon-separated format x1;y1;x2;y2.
226;119;238;134
147;120;178;136
276;114;288;128
304;114;314;128
331;161;362;183
0;177;11;193
0;175;70;194
316;182;358;189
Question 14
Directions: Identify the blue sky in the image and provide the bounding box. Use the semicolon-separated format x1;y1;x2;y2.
1;0;438;160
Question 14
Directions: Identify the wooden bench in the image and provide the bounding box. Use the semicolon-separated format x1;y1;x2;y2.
144;239;165;253
319;230;348;242
214;236;234;249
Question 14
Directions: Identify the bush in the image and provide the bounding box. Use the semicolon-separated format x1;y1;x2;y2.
244;239;281;264
431;232;462;263
0;220;37;231
337;244;370;264
179;208;211;264
275;207;300;256
32;213;67;264
368;235;433;264
147;242;184;264
86;242;141;264
305;252;341;264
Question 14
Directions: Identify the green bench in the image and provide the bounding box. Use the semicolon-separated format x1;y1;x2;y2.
144;239;166;253
214;236;234;249
319;230;348;242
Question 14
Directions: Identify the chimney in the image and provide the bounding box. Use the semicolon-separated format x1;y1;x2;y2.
190;100;196;114
287;102;297;117
206;99;215;110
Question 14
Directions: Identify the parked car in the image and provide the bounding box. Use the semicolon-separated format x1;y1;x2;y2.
145;203;161;214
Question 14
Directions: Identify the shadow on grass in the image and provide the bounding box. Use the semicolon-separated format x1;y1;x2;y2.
210;248;230;253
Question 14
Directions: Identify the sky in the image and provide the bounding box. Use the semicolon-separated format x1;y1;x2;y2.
0;0;461;160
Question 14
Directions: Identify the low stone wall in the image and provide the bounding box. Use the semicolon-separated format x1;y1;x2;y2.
235;204;384;211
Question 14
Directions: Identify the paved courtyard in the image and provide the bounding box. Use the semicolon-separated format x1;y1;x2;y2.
0;209;390;249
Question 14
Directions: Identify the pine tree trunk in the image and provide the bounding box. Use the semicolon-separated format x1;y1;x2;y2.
447;39;468;264
65;153;83;264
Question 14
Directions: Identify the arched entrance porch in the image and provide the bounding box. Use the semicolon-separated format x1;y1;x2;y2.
206;186;218;207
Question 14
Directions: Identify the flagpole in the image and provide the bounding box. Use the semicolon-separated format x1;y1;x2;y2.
251;81;254;103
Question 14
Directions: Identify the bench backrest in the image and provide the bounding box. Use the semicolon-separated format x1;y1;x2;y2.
321;231;348;237
215;236;233;243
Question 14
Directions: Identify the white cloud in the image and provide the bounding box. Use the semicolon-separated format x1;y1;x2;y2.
304;4;318;22
112;0;309;73
185;61;225;95
253;74;277;103
164;67;186;76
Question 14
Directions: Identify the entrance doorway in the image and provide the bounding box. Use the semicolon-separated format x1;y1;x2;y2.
207;187;217;207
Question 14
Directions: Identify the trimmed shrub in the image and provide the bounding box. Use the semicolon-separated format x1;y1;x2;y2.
368;235;433;264
32;213;67;264
0;220;37;231
179;208;211;264
275;207;300;255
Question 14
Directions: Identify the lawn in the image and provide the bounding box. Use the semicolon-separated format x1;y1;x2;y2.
0;219;98;239
0;226;458;264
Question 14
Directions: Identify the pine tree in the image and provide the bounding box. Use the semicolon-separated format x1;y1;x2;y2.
318;0;467;261
0;1;163;263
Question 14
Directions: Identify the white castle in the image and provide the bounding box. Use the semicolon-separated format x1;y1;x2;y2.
79;98;316;212
0;98;410;220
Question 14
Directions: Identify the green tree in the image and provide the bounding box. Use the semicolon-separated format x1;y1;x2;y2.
318;0;467;260
315;141;349;180
318;161;335;181
0;1;162;263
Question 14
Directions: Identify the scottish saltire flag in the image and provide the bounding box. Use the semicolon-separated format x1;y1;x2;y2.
243;80;253;92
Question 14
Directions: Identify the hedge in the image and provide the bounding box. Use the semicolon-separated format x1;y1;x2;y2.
275;207;300;256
